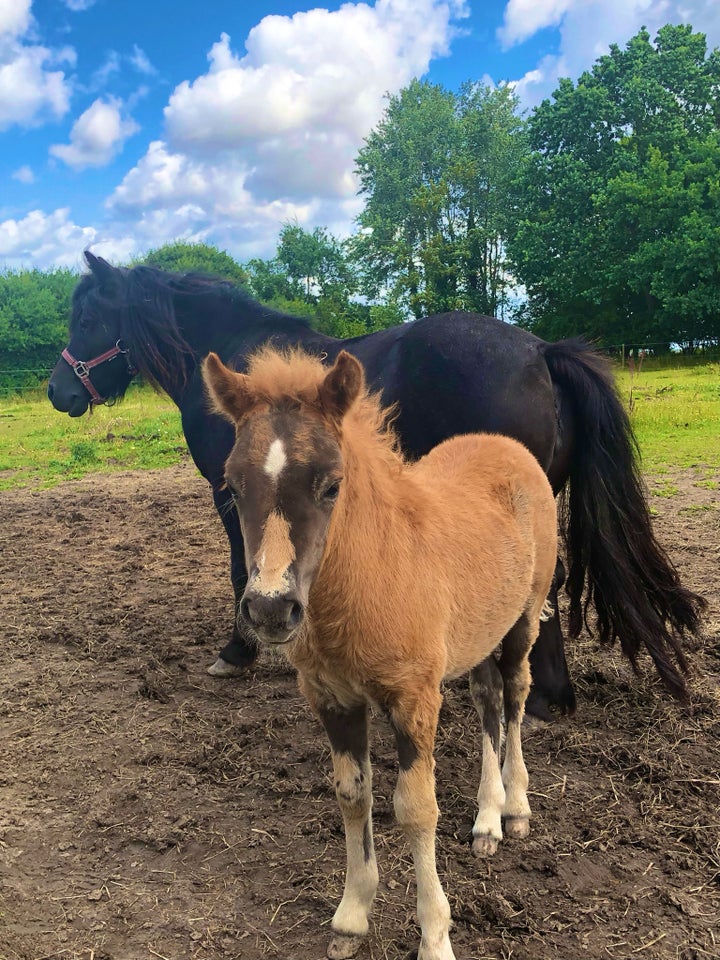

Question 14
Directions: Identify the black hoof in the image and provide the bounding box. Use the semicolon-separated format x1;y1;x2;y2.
219;635;259;670
525;684;577;722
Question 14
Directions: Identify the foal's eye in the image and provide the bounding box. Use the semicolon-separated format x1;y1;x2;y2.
226;479;243;500
322;480;341;502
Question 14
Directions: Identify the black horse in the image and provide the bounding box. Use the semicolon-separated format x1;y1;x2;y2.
47;252;704;719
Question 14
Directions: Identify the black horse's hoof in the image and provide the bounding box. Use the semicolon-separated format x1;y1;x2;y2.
207;657;249;678
525;685;577;722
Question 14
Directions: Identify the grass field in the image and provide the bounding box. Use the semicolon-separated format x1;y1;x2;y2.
615;357;720;474
0;359;718;491
0;383;186;490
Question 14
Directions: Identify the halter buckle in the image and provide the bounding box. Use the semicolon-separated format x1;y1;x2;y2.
72;359;91;379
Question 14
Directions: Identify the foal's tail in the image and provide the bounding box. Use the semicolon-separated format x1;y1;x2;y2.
543;340;706;699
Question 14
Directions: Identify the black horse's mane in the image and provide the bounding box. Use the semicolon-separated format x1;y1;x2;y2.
71;263;312;394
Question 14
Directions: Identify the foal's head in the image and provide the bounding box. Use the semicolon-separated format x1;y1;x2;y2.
202;348;364;644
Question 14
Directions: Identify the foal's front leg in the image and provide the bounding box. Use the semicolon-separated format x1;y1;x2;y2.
316;700;378;960
392;690;455;960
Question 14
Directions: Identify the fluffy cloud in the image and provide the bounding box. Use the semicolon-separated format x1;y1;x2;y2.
12;165;35;184
503;0;720;106
0;0;32;38
499;0;576;48
0;208;92;259
0;207;136;269
0;0;74;130
108;0;468;255
50;97;139;169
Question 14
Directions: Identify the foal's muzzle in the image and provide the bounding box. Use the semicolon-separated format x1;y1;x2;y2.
240;591;304;645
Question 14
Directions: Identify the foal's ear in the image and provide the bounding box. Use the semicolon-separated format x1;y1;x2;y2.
319;350;364;422
202;352;254;423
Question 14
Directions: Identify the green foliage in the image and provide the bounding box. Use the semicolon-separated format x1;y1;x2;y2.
276;223;357;303
244;223;396;339
133;241;249;285
244;256;302;303
509;24;720;347
353;79;526;319
0;268;77;391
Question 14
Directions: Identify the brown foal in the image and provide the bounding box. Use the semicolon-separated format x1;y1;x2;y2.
202;347;557;960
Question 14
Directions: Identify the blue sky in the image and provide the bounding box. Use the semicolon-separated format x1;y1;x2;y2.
2;0;719;271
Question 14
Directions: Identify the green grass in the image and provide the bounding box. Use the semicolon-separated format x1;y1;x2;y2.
0;358;718;490
614;358;720;473
0;382;186;489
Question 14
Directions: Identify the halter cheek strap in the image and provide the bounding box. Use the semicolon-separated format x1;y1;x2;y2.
61;340;135;406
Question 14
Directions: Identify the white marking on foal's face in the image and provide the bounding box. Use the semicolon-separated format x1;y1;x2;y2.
253;510;295;597
264;437;287;481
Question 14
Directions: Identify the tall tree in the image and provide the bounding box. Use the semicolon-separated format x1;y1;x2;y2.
276;223;356;303
353;80;526;319
509;24;720;347
245;225;394;339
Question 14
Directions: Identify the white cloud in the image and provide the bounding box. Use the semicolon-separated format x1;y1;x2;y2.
50;97;139;169
0;208;91;267
0;207;138;270
130;44;156;76
63;0;97;11
89;50;121;89
499;0;576;48
504;0;720;107
109;0;468;257
0;0;74;130
12;164;34;183
0;0;32;39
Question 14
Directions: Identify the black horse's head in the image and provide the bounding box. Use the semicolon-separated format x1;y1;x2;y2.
48;251;196;417
47;252;136;417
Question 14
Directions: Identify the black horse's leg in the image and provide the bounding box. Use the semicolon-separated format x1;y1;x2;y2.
525;560;577;720
207;487;260;676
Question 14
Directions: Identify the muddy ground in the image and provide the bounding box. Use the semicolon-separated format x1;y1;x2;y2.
1;460;718;960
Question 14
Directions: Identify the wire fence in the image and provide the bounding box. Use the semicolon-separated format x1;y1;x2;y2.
1;339;718;400
0;368;54;398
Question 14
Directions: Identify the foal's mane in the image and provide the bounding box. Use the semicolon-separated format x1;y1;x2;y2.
245;347;401;465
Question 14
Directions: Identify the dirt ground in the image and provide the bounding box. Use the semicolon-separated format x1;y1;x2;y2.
1;459;718;960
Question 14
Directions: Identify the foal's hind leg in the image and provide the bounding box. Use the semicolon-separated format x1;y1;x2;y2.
498;614;536;840
469;657;505;858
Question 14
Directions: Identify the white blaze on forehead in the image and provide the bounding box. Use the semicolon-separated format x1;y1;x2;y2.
264;437;287;481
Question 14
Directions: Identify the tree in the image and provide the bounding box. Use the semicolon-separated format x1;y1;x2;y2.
276;223;357;304
509;24;720;347
0;268;77;389
134;241;249;285
244;256;302;304
244;225;395;339
352;79;527;319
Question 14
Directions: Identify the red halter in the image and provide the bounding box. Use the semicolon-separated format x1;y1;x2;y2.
61;340;134;406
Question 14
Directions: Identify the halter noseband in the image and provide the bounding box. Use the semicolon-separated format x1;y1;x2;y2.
61;340;136;406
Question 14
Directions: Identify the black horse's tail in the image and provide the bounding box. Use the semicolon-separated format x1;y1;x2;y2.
543;339;706;699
